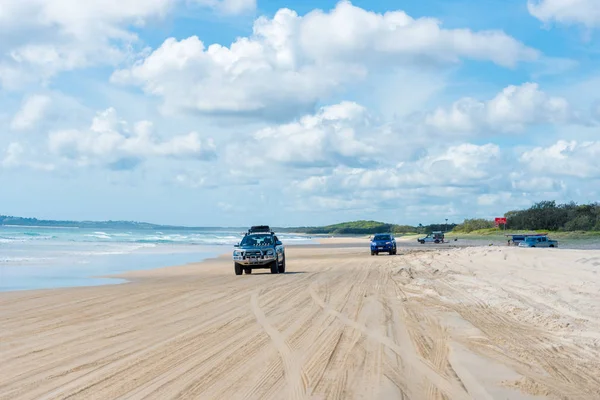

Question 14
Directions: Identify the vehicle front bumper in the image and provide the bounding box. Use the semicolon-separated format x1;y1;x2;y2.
233;253;276;266
371;243;395;251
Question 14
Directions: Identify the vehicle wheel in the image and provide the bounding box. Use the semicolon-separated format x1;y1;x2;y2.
434;240;440;244
270;261;279;274
278;255;286;273
234;263;243;276
531;245;536;248
375;252;379;256
244;268;252;274
549;245;554;248
389;250;393;255
371;251;375;256
393;249;397;255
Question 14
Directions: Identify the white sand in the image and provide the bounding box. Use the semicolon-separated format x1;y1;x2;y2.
1;244;599;399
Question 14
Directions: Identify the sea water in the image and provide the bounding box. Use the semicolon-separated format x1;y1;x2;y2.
0;226;314;292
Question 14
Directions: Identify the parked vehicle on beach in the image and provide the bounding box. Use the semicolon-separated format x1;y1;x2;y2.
518;235;558;248
232;226;286;275
418;231;445;244
370;233;397;255
506;233;549;246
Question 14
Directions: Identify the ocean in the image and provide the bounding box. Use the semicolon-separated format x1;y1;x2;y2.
0;226;314;292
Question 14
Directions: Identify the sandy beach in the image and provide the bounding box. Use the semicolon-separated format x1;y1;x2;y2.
1;240;599;399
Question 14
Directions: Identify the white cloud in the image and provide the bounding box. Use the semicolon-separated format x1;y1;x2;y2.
477;192;514;206
520;140;600;178
342;143;502;189
0;0;254;88
528;0;600;28
425;83;573;134
225;102;379;170
281;137;585;217
193;0;256;14
297;2;537;67
1;143;23;168
0;0;175;87
1;142;55;171
10;95;52;131
48;108;216;168
112;1;538;118
511;175;566;192
285;142;504;213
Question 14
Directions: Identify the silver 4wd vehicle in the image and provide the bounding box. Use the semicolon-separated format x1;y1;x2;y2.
232;225;286;275
418;231;445;244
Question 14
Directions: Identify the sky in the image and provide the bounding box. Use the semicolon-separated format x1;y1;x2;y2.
0;0;599;227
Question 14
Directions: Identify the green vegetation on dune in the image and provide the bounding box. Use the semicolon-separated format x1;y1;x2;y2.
291;201;600;237
447;203;600;242
452;201;600;235
287;221;395;235
506;201;600;231
448;229;600;238
452;219;496;233
287;220;454;235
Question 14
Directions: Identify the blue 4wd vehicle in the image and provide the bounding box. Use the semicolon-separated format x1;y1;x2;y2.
370;233;397;255
518;235;558;248
232;226;286;275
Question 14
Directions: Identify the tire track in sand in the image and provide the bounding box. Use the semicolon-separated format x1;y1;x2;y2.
251;292;310;400
308;283;471;400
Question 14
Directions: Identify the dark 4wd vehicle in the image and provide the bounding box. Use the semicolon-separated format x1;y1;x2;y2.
370;233;397;255
232;226;286;275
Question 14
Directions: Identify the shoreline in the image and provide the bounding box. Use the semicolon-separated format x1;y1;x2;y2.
0;238;329;294
3;233;598;293
0;247;225;293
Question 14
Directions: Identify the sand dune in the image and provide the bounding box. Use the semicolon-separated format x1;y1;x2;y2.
1;244;599;399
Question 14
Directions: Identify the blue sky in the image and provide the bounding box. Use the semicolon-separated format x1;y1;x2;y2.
1;0;599;227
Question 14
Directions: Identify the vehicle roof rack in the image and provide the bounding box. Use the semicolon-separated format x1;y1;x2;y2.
247;225;274;234
505;233;548;237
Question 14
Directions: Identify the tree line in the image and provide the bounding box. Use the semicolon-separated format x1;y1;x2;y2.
505;201;600;231
453;201;600;232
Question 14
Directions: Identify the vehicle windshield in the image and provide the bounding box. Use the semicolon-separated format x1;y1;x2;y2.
240;234;274;247
373;234;391;241
526;236;544;242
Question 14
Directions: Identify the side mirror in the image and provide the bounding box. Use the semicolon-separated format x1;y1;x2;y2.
234;243;240;247
276;241;282;246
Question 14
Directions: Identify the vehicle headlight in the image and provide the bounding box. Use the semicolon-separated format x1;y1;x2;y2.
386;242;391;245
233;250;242;256
266;249;275;255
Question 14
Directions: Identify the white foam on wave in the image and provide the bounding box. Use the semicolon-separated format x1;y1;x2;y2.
67;242;157;257
84;233;111;239
0;256;56;264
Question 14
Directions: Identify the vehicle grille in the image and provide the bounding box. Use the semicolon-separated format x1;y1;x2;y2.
244;250;262;258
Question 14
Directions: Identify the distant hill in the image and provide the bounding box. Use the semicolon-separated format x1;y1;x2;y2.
284;220;395;235
0;215;451;235
0;215;234;231
4;200;598;234
281;220;453;235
